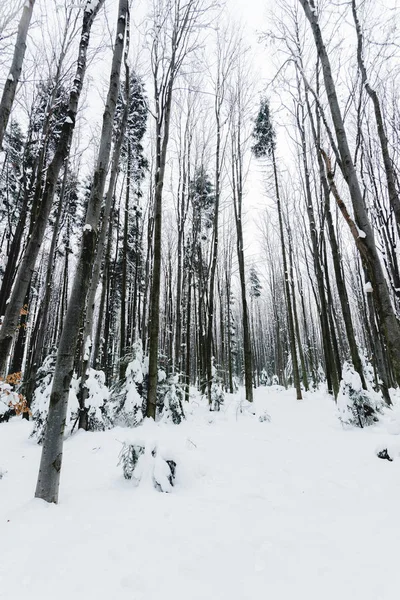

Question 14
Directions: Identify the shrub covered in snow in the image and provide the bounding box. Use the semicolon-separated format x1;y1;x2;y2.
118;440;176;492
31;360;110;441
158;373;185;424
106;340;147;427
72;368;110;432
258;410;271;423
0;389;14;423
211;381;224;411
337;362;383;428
30;354;57;442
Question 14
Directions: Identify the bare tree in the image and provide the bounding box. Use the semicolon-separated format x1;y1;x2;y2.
146;0;208;419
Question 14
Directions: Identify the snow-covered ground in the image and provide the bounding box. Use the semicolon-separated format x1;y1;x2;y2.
1;386;400;600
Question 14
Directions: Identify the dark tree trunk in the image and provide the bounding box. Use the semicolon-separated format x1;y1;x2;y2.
35;1;128;504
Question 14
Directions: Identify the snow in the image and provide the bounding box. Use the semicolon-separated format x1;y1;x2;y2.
83;224;92;232
7;73;14;82
2;387;400;599
357;227;367;239
364;281;373;293
83;335;92;361
64;116;73;124
85;0;100;13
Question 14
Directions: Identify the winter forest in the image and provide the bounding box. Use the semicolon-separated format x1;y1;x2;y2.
1;0;400;597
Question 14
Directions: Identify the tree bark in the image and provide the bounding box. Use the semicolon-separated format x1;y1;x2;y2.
0;0;35;149
35;0;128;503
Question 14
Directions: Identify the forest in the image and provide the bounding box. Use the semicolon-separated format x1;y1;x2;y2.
1;1;400;597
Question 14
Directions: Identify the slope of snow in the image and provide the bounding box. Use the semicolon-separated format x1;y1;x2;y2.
1;387;400;600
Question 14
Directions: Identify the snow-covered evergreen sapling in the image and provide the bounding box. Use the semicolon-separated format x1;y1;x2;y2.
210;357;224;411
31;354;109;440
158;373;185;424
118;441;176;492
118;442;145;482
71;368;109;432
106;340;147;427
337;362;382;428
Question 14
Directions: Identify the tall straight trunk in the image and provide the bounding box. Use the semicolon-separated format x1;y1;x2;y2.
287;223;309;392
35;1;128;504
92;216;113;369
300;0;400;385
23;162;69;405
184;265;192;402
146;94;173;417
231;129;253;401
0;184;29;317
9;287;29;375
174;122;191;373
0;0;35;149
78;103;126;426
272;149;302;399
206;102;222;405
0;1;105;377
120;141;130;378
226;272;234;394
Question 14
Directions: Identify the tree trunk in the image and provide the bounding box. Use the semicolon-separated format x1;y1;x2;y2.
272;149;302;400
0;0;35;149
35;0;128;504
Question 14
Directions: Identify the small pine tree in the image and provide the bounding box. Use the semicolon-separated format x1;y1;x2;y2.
160;374;185;424
106;340;147;427
337;362;382;428
249;267;262;298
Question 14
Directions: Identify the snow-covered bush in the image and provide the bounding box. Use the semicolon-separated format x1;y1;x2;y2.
337;362;382;428
118;441;176;492
118;442;145;482
30;354;102;441
30;354;56;442
237;398;256;419
158;374;185;424
106;340;147;428
259;369;269;386
211;381;224;411
71;368;109;432
0;389;13;423
258;410;271;423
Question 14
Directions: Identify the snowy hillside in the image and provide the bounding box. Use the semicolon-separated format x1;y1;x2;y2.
1;387;400;600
